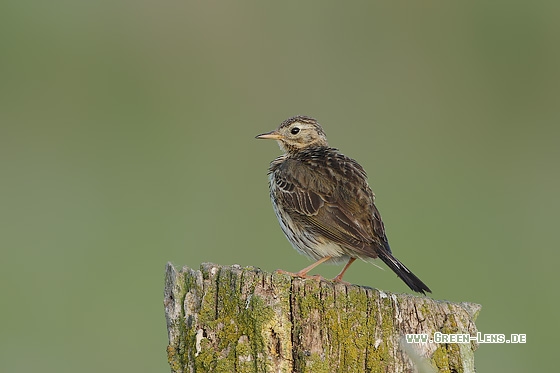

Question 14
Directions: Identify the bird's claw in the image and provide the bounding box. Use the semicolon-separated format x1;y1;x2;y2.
275;269;327;282
331;276;352;285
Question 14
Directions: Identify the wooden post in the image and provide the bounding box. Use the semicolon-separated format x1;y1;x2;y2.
164;263;481;373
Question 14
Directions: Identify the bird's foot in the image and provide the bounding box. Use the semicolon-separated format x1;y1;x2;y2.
331;276;352;285
331;275;352;285
275;269;326;282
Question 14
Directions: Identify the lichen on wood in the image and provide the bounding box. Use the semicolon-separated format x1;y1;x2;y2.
164;263;481;373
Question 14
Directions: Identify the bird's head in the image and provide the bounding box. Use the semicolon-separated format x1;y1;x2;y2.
256;115;329;154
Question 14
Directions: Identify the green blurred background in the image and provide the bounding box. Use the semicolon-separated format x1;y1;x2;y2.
1;1;558;372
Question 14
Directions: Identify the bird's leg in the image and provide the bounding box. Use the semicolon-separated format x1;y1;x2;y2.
331;257;356;284
276;256;332;281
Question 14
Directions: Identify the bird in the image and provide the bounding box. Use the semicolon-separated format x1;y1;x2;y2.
255;115;431;294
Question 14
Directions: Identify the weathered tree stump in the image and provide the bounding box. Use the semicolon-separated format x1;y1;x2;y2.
164;263;480;373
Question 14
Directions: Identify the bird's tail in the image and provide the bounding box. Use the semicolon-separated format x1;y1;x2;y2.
377;249;431;294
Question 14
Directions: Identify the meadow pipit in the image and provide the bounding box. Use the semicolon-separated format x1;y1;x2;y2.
256;115;431;294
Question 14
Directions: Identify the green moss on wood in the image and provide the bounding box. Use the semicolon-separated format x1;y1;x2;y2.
165;263;481;373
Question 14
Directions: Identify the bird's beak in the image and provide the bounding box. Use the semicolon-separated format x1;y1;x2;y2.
255;130;282;140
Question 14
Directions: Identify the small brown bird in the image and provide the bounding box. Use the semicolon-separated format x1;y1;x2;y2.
256;115;431;294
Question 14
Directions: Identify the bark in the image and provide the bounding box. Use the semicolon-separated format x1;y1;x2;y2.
164;263;481;373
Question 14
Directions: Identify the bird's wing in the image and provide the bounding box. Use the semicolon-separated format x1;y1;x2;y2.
370;203;392;253
273;156;389;258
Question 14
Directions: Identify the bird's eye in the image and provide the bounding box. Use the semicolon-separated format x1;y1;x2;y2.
291;127;300;135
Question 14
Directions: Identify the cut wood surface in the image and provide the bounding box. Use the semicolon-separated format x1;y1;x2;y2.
164;263;481;373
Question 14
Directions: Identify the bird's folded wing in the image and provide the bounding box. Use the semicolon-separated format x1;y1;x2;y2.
273;164;390;257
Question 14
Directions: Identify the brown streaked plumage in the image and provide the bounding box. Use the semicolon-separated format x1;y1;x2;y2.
256;115;431;294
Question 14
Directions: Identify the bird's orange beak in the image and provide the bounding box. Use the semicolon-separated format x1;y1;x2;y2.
255;130;283;140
